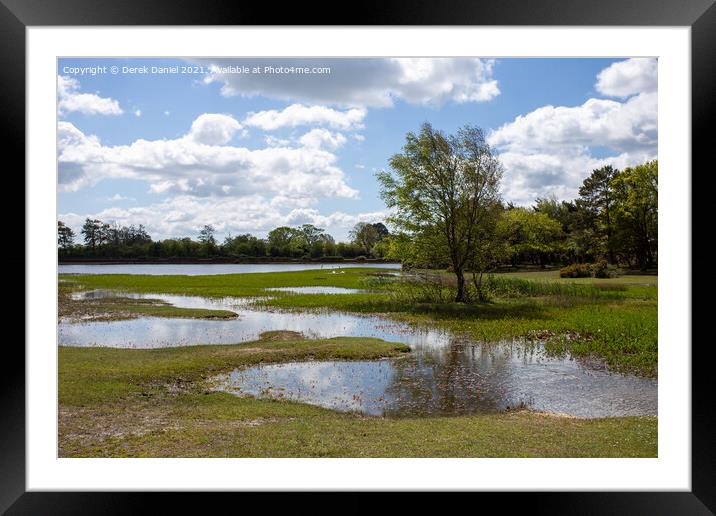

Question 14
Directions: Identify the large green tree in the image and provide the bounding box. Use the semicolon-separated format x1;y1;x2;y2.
349;222;388;256
611;160;658;270
81;218;101;251
577;165;618;263
377;123;503;302
57;221;75;251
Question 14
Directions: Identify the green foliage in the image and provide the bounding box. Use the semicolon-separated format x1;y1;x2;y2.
57;221;75;250
611;160;658;270
500;207;563;266
349;222;390;256
578;165;618;261
377;123;503;301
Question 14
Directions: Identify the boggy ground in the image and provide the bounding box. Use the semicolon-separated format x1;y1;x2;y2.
59;331;656;458
65;267;658;376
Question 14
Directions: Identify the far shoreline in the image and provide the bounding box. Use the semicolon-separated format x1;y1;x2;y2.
58;257;401;266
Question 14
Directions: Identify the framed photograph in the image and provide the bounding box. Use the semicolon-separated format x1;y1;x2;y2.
5;0;711;511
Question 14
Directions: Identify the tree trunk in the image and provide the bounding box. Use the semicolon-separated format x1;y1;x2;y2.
454;267;466;303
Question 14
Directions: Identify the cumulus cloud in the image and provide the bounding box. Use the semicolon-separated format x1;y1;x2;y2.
244;104;366;131
595;58;657;98
488;59;657;205
264;135;291;147
187;113;243;145
199;58;500;107
57;75;123;116
57;114;358;203
488;92;657;155
298;129;347;150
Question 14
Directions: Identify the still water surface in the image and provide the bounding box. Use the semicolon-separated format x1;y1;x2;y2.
59;290;657;418
59;262;401;275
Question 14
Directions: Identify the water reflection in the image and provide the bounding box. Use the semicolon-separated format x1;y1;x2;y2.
60;291;451;349
217;342;658;418
265;286;368;294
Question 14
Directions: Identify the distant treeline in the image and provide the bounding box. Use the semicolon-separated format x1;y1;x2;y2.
57;220;392;261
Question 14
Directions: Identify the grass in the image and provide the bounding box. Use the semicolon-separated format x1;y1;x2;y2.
493;269;658;286
59;335;656;458
62;267;387;298
59;267;658;376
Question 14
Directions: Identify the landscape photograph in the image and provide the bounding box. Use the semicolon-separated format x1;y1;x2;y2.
57;56;658;458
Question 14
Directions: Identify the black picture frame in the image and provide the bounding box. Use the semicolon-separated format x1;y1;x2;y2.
3;0;710;512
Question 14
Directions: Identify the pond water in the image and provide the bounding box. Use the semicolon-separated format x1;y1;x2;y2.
58;262;401;276
60;291;451;349
265;286;368;295
59;290;657;418
216;347;657;418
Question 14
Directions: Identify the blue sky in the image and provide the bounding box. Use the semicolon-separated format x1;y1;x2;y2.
58;57;657;242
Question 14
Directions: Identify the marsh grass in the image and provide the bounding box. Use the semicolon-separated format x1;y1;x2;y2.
481;275;629;299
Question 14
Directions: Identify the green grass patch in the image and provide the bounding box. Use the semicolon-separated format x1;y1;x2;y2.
493;269;658;286
59;336;656;458
61;267;392;298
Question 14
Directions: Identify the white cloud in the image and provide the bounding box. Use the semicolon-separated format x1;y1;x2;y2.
488;59;657;205
298;129;347;150
134;109;142;117
489;92;657;155
595;58;657;98
199;58;500;108
187;113;242;145
57;75;123;116
57;114;358;204
244;104;366;131
108;193;134;202
264;135;291;147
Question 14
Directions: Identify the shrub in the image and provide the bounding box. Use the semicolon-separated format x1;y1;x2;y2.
354;255;367;262
592;259;621;278
559;263;592;278
591;259;609;278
